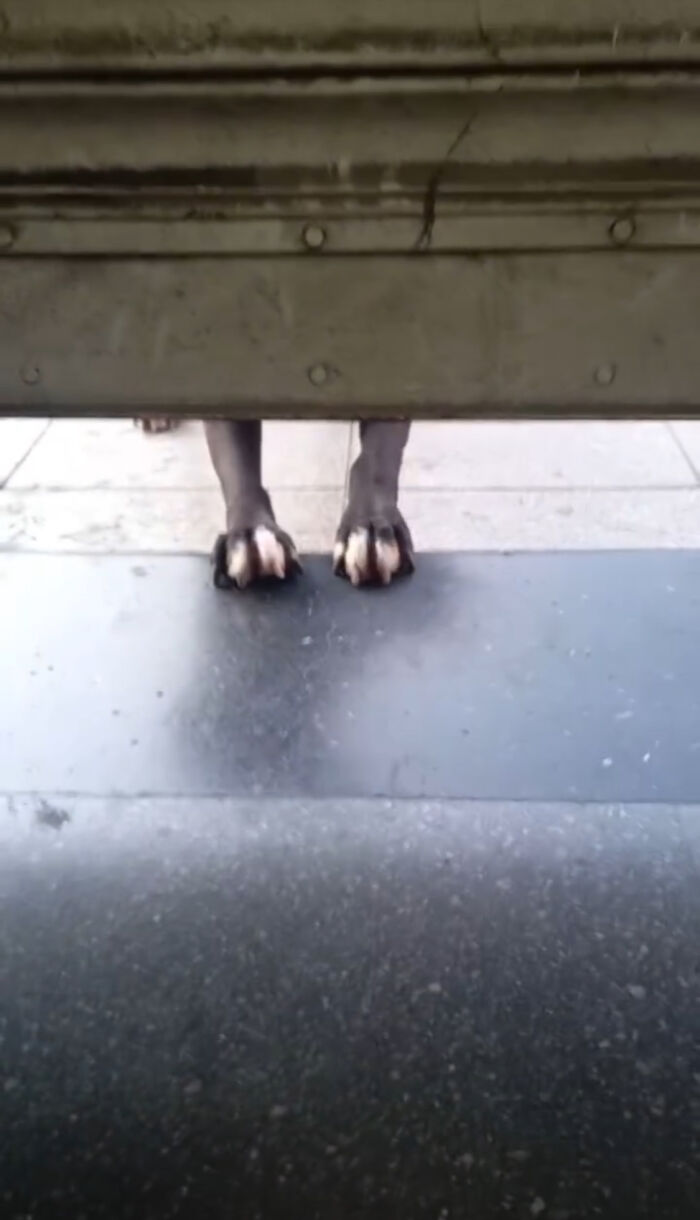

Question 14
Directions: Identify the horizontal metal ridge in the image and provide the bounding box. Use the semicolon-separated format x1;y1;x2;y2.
1;73;699;200
1;1;699;72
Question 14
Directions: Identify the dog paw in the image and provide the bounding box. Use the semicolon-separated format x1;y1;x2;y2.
212;525;302;590
333;513;414;587
134;418;178;433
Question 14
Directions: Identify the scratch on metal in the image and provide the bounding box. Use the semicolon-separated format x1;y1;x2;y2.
414;113;476;251
475;0;503;65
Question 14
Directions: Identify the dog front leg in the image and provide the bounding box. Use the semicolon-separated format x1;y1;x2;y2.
204;420;300;590
334;421;414;586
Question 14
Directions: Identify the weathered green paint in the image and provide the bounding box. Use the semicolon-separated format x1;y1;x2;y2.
0;2;699;68
1;8;700;419
4;205;700;257
2;254;700;419
1;75;699;196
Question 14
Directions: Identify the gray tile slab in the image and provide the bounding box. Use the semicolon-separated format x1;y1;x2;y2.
397;421;695;488
0;487;342;552
668;420;700;479
401;487;700;550
5;485;699;556
1;794;698;1219
0;417;48;484
9;418;351;489
2;551;700;802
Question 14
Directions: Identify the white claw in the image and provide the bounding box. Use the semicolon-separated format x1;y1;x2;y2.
375;537;401;585
344;528;371;586
227;538;253;588
254;526;287;580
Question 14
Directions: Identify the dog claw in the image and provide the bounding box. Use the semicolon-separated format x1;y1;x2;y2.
334;519;414;587
212;525;301;590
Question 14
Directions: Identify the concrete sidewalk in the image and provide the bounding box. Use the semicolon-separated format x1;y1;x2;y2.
1;418;699;554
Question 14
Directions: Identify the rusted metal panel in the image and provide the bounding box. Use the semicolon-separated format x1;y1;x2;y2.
0;1;698;70
3;254;699;419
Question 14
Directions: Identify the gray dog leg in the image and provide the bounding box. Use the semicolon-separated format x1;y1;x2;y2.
204;420;301;590
334;421;414;586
